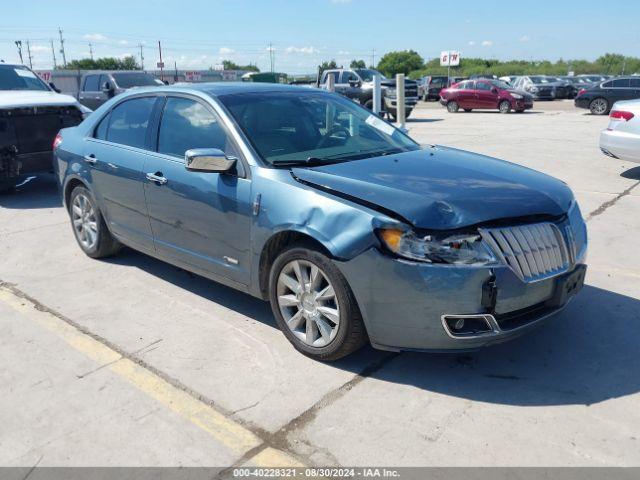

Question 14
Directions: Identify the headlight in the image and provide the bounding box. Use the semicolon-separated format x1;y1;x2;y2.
386;87;397;98
378;229;498;265
510;93;523;99
528;86;539;93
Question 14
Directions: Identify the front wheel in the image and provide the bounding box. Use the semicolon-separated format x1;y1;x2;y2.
69;185;121;258
269;246;367;361
589;98;609;115
499;100;511;114
446;101;459;113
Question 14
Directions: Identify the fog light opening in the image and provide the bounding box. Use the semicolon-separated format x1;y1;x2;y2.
444;315;493;337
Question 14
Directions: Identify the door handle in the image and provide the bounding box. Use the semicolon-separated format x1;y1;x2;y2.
146;172;168;185
83;154;97;165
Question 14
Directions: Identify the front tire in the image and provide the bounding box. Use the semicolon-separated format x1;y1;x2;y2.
269;245;367;361
589;98;609;115
69;185;121;258
499;100;511;114
446;101;459;113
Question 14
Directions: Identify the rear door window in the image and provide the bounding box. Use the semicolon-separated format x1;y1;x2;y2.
105;97;156;149
476;82;492;91
630;78;640;88
611;78;631;88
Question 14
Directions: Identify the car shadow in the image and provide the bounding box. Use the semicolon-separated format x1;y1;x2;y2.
105;247;640;407
407;118;444;123
621;166;640;180
0;174;62;209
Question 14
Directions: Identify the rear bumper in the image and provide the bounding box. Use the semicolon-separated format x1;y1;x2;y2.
574;97;591;109
599;129;640;164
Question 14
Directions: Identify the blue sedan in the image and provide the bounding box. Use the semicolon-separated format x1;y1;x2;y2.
53;83;587;360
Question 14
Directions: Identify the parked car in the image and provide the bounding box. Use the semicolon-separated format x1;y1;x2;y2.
418;75;449;101
0;63;90;192
319;68;418;121
547;77;579;98
574;76;640;115
511;76;571;100
599;99;640;163
54;83;587;360
78;71;162;109
577;74;611;84
439;79;533;113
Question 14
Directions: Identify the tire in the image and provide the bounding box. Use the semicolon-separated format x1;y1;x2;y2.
446;101;459;113
463;108;472;112
389;111;398;122
363;99;373;110
499;100;511;114
69;185;121;258
0;178;18;193
589;98;609;115
269;245;367;361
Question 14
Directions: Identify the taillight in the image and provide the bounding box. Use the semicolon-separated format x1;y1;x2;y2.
53;133;62;149
577;89;587;97
610;110;634;121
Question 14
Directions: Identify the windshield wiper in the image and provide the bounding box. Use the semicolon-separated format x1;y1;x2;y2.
271;157;327;167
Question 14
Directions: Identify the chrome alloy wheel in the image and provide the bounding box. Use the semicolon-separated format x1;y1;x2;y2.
71;193;98;250
591;98;608;115
276;260;340;347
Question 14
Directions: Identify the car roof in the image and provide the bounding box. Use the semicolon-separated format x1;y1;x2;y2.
82;70;155;75
116;82;318;98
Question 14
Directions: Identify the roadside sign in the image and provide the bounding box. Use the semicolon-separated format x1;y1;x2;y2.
156;61;164;68
440;51;460;67
185;71;202;82
38;71;52;82
222;71;237;81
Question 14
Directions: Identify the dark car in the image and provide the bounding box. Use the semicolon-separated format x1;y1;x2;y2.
511;76;570;100
78;71;162;110
575;77;640;115
418;75;449;101
439;79;533;113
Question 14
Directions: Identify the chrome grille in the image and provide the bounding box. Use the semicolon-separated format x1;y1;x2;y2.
480;222;572;282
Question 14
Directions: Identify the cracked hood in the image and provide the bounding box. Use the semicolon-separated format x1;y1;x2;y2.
292;147;574;230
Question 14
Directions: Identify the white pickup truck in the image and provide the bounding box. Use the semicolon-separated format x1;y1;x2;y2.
0;63;90;191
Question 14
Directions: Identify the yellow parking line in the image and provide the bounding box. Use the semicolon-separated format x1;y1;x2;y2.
0;286;303;466
245;447;306;468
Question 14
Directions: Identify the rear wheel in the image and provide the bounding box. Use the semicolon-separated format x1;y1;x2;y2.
69;185;121;258
447;101;459;113
499;100;511;114
589;98;609;115
364;99;373;110
269;245;367;361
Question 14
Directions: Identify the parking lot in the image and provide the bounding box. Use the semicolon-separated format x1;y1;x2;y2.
1;100;639;468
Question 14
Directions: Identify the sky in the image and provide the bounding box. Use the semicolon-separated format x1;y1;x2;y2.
2;0;639;74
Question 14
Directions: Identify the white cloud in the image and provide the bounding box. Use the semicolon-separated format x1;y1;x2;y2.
468;41;476;46
338;50;350;55
481;40;493;47
285;46;319;54
83;33;107;41
219;47;235;55
118;40;129;45
30;44;49;53
519;35;530;42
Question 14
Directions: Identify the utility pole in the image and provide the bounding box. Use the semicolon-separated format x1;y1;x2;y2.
158;40;164;81
268;42;274;72
14;40;23;64
58;27;67;68
50;39;57;69
138;43;144;70
371;48;375;68
26;40;33;69
89;43;94;60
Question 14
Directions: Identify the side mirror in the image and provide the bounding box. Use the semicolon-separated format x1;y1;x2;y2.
102;82;115;96
185;148;236;173
348;79;361;87
49;82;61;93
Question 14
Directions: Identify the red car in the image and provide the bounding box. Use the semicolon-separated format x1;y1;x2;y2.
440;79;534;113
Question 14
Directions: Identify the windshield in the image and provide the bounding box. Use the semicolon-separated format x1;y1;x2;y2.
0;65;50;91
219;90;420;166
112;73;159;88
489;80;511;89
529;76;553;84
354;69;386;82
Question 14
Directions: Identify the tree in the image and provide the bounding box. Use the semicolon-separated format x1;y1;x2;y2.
350;59;366;69
63;56;140;70
376;50;424;77
221;60;260;72
318;60;338;75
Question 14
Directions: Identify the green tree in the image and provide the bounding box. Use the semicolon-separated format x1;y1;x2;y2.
63;56;140;70
377;50;424;76
350;59;366;69
318;60;338;75
221;60;260;72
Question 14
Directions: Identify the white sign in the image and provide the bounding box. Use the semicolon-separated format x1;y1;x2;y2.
222;71;237;81
184;71;202;82
38;71;52;82
156;61;165;68
440;51;460;67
